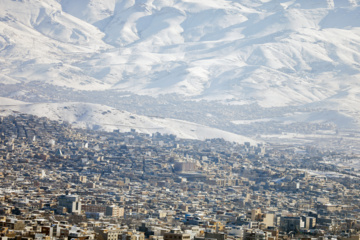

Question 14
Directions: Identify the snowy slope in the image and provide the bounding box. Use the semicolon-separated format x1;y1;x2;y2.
0;0;360;108
0;0;110;88
232;110;358;129
0;97;26;106
58;0;360;107
0;101;257;144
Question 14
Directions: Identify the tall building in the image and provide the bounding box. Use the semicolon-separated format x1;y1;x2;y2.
174;162;197;172
105;205;124;217
71;175;87;184
280;216;304;233
82;204;106;213
58;195;81;214
246;209;274;228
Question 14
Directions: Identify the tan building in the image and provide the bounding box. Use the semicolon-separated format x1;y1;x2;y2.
82;204;106;213
164;229;191;240
207;220;224;232
262;213;274;228
105;205;124;217
248;208;262;221
95;228;120;240
122;231;145;240
72;175;87;183
247;209;274;228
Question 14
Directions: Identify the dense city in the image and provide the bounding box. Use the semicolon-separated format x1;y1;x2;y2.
1;114;360;240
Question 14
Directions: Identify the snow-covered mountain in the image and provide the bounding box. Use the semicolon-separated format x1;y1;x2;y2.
0;100;257;144
1;0;360;146
1;0;360;107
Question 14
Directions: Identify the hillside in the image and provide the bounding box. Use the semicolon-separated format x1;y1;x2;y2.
0;100;257;144
0;0;359;107
1;0;360;147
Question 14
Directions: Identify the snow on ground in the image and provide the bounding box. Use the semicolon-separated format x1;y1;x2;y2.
232;118;273;125
322;158;360;171
0;97;26;106
1;0;360;137
300;169;356;179
232;110;359;129
0;0;360;110
0;102;257;144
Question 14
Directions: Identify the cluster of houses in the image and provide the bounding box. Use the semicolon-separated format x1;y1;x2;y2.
1;114;360;240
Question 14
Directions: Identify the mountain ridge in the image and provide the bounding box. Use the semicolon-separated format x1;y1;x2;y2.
1;0;360;146
0;100;258;144
1;0;360;107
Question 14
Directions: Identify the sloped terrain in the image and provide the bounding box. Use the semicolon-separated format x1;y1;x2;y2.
0;0;359;107
1;0;360;145
0;100;257;144
0;0;110;88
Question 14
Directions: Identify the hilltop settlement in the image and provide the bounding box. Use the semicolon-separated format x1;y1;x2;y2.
1;114;360;240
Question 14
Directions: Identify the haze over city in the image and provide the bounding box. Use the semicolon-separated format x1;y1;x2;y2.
1;1;360;240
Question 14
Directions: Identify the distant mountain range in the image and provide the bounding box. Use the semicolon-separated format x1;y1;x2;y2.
1;0;360;145
1;0;360;106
